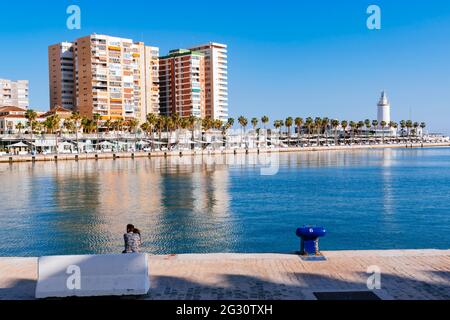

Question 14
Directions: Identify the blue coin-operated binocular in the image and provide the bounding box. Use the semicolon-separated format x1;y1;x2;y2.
296;226;326;256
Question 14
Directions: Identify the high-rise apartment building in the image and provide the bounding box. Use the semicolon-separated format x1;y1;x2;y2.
0;79;29;109
48;42;75;110
188;43;228;122
49;34;159;123
159;49;206;118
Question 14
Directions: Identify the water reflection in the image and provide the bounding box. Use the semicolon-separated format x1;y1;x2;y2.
1;148;450;256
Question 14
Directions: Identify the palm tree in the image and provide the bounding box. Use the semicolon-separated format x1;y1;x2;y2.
406;120;413;141
237;116;248;148
140;122;150;136
331;119;339;145
171;113;182;146
285;117;293;145
365;119;371;142
146;113;158;149
413;122;419;138
104;119;112;134
238;116;248;133
305;117;313;146
314;117;322;145
349;121;357;145
273;120;282;130
166;116;175;149
388;121;396;141
400;120;406;137
63;119;75;133
43;115;61;153
341;120;348;144
112;119;125;151
321;117;330;145
251;117;258;130
357;121;365;143
295;117;303;146
182;115;196;150
420;122;426;140
261;116;269;129
16;123;24;135
156;116;166;149
25;109;38;153
222;122;232;148
392;122;399;141
33;121;43;135
380;120;387;144
70;112;82;153
128;118;139;151
93;113;101;151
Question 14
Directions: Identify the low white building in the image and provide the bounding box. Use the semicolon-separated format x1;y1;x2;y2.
0;106;38;134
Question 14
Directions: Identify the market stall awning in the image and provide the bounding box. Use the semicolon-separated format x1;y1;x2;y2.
7;141;28;148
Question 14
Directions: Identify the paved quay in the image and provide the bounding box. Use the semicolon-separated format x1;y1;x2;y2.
0;250;449;300
1;142;449;164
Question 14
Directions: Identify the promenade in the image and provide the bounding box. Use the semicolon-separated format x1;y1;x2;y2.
1;142;450;164
1;250;449;300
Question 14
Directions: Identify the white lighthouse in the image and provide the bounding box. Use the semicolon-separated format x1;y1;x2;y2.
377;90;391;126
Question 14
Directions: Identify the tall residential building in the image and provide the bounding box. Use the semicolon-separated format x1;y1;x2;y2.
49;34;159;123
188;43;228;122
159;49;206;118
48;42;75;110
0;79;29;109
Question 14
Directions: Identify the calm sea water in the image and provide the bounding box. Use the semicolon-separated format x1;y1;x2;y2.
1;148;450;257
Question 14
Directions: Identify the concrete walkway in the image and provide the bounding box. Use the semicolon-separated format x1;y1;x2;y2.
1;142;449;164
1;250;449;300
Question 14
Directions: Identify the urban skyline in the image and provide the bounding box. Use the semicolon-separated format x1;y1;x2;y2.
1;1;450;133
47;34;228;123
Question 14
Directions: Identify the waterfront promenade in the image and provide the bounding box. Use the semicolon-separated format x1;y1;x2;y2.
1;250;449;300
1;142;450;164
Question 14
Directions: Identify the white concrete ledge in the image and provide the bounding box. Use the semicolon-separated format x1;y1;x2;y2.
35;253;149;299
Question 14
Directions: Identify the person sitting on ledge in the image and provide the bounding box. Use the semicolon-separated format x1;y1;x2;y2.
123;224;142;253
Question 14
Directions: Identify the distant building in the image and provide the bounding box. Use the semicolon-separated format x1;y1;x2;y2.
159;49;206;118
377;91;391;126
0;105;72;134
41;105;73;120
0;79;29;109
0;106;44;134
188;43;228;122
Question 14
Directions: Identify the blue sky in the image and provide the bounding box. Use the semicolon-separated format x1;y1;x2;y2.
1;0;450;133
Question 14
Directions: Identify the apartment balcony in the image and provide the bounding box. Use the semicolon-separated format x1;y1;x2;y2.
94;105;108;111
108;45;121;51
92;89;108;96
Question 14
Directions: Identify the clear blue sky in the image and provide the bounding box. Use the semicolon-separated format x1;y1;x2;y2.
1;0;450;133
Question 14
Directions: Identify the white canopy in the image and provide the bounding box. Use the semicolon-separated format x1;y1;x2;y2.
148;140;166;145
136;140;150;146
7;141;28;148
59;141;74;146
98;141;115;147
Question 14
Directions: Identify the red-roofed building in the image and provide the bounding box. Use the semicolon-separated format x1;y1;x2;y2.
0;106;46;134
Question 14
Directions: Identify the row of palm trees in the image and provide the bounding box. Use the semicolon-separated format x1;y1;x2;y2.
22;109;426;138
240;116;426;137
19;109;427;151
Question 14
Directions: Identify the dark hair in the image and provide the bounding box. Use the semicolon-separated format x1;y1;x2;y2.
133;228;141;236
126;224;135;233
